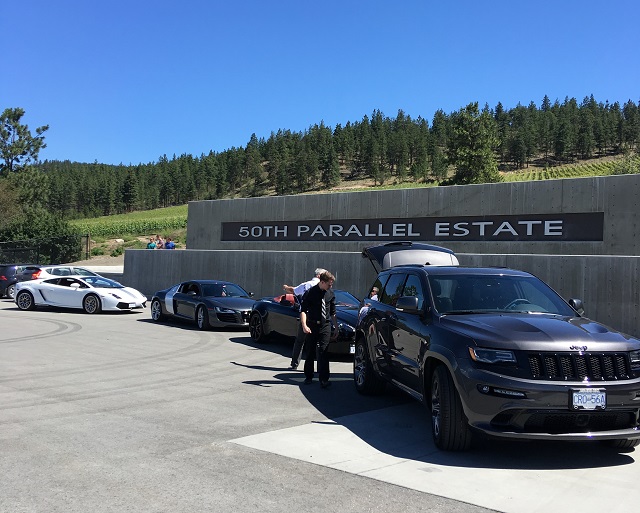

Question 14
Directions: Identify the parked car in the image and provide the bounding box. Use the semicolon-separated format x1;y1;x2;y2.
355;261;640;451
150;280;255;330
0;263;37;299
14;275;147;314
249;289;360;355
17;265;101;281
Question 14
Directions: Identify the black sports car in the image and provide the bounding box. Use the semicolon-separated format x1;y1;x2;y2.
248;289;360;355
150;280;255;329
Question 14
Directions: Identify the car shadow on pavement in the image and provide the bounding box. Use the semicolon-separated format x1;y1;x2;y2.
229;352;637;471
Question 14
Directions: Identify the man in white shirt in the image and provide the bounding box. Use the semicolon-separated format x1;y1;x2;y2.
283;268;326;370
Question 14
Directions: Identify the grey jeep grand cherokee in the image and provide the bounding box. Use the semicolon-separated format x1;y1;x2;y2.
355;261;640;451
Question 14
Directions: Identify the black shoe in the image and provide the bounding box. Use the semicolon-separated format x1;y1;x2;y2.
320;381;331;389
303;378;313;385
289;363;298;370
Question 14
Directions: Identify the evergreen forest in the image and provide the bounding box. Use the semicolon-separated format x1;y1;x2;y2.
14;95;640;220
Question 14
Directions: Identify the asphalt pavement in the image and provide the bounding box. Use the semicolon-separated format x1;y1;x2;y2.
1;299;639;513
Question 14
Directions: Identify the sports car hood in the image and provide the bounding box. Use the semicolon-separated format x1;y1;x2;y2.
122;287;147;302
207;296;255;310
440;313;640;351
336;306;359;326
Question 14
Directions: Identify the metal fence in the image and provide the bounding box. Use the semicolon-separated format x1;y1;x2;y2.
0;234;90;264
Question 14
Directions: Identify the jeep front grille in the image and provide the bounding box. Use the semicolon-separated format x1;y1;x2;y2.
528;353;630;381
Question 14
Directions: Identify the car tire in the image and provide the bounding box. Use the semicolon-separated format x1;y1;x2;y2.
196;305;210;330
249;312;266;342
82;294;102;314
150;299;166;322
7;284;16;300
430;365;472;451
602;438;640;449
353;338;386;395
16;290;36;311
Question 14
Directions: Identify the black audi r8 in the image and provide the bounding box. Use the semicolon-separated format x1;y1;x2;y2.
248;289;360;355
150;280;254;330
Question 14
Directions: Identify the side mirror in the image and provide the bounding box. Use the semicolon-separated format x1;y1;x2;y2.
396;295;420;314
568;298;584;315
187;291;197;296
70;283;81;289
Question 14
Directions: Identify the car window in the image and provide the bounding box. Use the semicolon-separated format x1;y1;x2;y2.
47;267;73;276
367;274;389;302
82;276;122;289
428;274;576;315
57;278;82;287
201;283;248;297
334;290;360;307
516;280;564;312
402;274;425;309
178;283;195;294
380;273;406;307
72;267;98;276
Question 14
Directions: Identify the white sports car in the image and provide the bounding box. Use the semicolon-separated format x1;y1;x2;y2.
15;275;147;314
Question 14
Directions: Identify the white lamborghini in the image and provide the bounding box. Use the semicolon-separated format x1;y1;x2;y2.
15;275;147;314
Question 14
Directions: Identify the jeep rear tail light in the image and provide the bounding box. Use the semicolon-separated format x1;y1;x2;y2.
31;270;41;279
0;275;6;281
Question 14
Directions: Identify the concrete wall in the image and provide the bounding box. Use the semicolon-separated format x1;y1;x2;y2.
186;174;640;256
123;174;640;338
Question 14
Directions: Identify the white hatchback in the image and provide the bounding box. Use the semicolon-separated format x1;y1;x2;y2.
19;265;101;281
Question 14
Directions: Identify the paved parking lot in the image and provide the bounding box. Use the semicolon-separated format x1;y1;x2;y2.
2;299;639;513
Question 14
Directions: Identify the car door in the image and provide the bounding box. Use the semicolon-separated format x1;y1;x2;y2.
268;295;300;337
41;277;86;308
371;272;407;377
175;282;198;319
389;272;429;393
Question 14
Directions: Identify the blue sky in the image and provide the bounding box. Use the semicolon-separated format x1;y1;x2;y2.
2;0;638;166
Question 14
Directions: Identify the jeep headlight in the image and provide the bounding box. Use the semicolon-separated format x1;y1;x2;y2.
469;347;516;364
630;350;640;370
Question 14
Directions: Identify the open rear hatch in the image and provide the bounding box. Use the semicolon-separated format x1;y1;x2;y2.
362;241;459;272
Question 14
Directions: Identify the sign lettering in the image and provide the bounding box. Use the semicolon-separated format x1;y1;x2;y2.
221;213;604;242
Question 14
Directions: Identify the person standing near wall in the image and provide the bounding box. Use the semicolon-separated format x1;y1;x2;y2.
283;267;326;370
300;271;337;388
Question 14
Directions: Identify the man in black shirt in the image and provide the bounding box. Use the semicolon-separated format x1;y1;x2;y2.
300;271;338;388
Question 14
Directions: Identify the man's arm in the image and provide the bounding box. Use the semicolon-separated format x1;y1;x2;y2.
283;284;295;294
300;311;311;334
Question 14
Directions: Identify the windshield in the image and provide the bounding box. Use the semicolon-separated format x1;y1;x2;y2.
82;276;124;289
428;274;576;316
334;290;360;307
201;283;249;298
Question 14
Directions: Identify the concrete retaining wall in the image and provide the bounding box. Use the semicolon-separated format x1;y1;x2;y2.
123;250;640;338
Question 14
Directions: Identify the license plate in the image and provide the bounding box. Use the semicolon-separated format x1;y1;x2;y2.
129;303;136;308
350;344;355;354
571;388;606;410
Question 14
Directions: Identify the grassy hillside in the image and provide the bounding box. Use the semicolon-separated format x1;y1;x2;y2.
69;205;188;238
